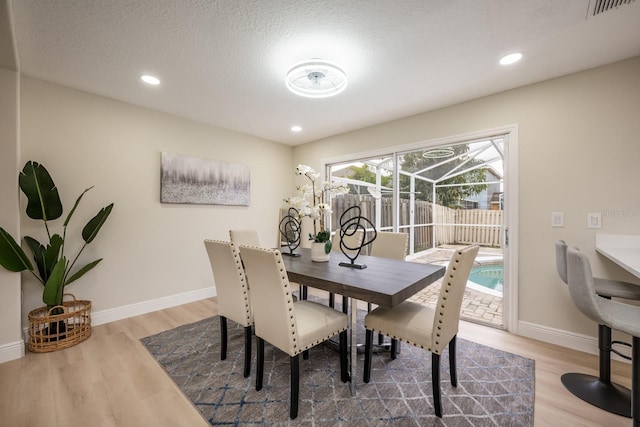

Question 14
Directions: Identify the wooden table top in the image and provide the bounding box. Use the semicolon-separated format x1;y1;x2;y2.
280;248;445;307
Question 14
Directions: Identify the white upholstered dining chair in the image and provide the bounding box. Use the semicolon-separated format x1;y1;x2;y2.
331;228;364;256
363;245;479;418
556;240;640;417
239;245;349;420
231;228;303;300
369;231;408;260
229;229;261;246
369;231;410;343
204;240;253;378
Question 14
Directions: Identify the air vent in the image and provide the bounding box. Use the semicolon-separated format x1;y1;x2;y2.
587;0;637;17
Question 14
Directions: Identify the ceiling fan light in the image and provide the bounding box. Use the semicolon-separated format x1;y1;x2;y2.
285;60;347;98
422;147;455;159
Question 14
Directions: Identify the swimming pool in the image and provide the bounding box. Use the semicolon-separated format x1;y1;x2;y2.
468;264;503;293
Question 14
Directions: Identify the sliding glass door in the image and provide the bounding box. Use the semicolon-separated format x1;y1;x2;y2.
326;135;507;329
397;139;504;254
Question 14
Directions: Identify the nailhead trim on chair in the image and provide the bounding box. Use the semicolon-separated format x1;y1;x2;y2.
229;241;253;325
242;245;349;356
367;327;437;353
273;247;347;355
368;249;466;356
268;249;301;353
296;327;348;354
434;251;462;347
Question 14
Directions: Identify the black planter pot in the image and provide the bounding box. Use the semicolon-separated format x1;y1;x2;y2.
46;319;67;342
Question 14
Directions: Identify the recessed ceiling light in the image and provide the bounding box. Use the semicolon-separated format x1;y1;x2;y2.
499;53;523;66
291;125;302;132
140;74;160;85
285;60;347;98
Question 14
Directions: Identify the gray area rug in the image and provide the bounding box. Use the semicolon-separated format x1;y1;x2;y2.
141;308;534;427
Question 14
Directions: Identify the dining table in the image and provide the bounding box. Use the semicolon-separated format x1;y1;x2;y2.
281;247;446;395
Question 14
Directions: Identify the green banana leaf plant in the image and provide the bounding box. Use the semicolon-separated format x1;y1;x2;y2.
0;161;114;310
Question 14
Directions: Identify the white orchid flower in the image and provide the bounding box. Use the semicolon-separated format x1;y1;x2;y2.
295;164;319;181
295;164;312;175
316;203;332;215
323;181;349;195
297;184;314;198
288;165;350;241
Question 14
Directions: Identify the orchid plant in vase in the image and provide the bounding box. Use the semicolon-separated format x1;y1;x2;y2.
284;164;349;255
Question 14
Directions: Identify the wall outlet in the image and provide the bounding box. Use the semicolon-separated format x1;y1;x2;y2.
587;212;602;229
551;212;564;228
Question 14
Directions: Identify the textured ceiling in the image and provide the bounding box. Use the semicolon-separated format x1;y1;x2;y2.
9;0;640;145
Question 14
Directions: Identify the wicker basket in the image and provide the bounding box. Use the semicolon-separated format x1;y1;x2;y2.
28;294;92;353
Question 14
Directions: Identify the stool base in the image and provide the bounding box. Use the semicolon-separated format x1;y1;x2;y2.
561;372;631;418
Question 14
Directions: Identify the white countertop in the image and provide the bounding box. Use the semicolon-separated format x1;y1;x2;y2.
595;234;640;278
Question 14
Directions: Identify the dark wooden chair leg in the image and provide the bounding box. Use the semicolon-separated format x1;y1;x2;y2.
243;325;252;378
342;296;348;314
390;339;398;360
339;330;349;382
449;335;457;387
290;354;300;419
363;329;373;383
220;316;228;360
432;353;442;418
256;337;264;391
302;350;309;360
369;304;384;345
301;285;307;300
329;292;335;308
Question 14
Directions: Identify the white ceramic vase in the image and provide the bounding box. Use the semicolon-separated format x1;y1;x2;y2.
310;242;330;262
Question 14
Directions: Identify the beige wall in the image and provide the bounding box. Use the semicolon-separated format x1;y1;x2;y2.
293;56;640;339
0;67;21;358
3;55;639;359
16;77;293;325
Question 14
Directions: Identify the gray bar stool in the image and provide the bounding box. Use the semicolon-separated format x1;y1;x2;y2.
556;240;640;417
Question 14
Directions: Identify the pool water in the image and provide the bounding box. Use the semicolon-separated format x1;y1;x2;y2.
468;265;503;293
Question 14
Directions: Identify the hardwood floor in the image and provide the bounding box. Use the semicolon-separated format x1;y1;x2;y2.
0;296;633;427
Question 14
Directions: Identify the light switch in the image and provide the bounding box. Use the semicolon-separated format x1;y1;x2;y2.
552;212;564;228
587;212;602;229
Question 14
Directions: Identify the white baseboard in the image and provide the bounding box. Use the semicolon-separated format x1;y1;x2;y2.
518;320;597;353
517;320;630;363
19;287;216;350
8;288;629;367
0;339;25;364
92;287;216;326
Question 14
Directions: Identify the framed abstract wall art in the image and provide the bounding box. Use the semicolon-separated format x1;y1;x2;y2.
160;152;250;206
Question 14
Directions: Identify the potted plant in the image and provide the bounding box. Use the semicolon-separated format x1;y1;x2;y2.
284;164;348;261
0;161;113;351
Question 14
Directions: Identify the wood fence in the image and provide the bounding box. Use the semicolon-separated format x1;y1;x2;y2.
330;194;502;249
